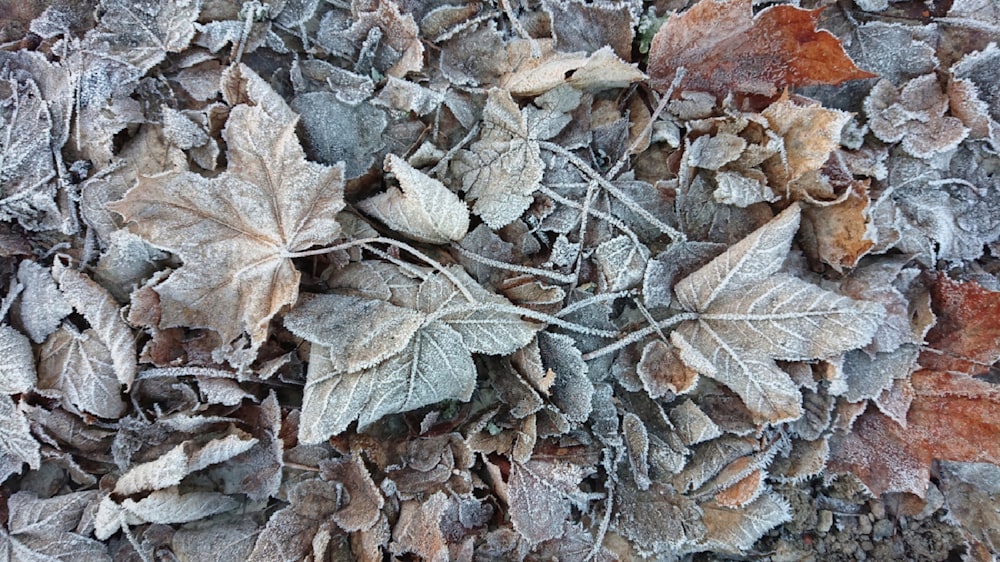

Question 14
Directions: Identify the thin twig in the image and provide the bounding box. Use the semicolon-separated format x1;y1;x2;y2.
581;313;698;360
452;243;577;283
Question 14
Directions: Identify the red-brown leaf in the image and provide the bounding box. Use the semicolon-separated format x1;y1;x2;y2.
828;370;1000;497
647;0;875;98
920;274;1000;375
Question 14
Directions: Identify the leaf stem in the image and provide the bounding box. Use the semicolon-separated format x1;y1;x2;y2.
451;243;577;283
287;237;477;302
538;140;686;242
428;301;621;338
581;312;698;360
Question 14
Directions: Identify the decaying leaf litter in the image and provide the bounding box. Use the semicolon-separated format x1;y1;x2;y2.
0;0;998;559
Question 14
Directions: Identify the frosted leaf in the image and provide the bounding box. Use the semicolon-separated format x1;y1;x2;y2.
247;479;340;562
938;461;1000;553
417;268;539;355
360;154;469;244
0;325;35;394
842;344;918;403
291;59;375;105
946;0;1000;28
594;235;650;292
508;458;590;544
669;399;723;447
865;75;969;159
687;133;746;170
391;492;449;562
299;321;475;442
542;0;637;60
161;107;209;150
637;339;700;398
761;95;851;181
538;332;593;423
674;204;884;423
113;433;258;496
697;492;791;553
2;491;109;562
284;293;424;373
171;517;259;562
713;171;777;208
643;241;726;309
109;489;239;534
321;455;384;532
623;412;652;490
0;394;40;481
525;85;582;141
613;474;705;556
110;65;346;351
0;71;59;230
53;259;136;389
290;91;387;179
37;324;126;419
454;88;544;229
86;0;200;73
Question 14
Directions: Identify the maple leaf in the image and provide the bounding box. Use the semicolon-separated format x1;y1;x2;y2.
285;266;539;442
829;370;1000;497
672;204;885;424
647;0;875;98
453;88;544;229
110;65;345;350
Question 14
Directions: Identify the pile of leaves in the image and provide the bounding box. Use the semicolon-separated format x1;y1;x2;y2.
1;0;999;559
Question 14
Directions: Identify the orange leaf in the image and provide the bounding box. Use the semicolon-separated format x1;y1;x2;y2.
647;0;875;98
920;274;1000;375
829;370;1000;497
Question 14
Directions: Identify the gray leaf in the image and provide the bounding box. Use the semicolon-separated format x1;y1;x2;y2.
0;395;40;481
37;324;126;419
284;293;424;373
0;325;35;394
299;321;476;442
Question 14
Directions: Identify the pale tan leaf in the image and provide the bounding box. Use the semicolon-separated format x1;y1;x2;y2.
454;88;544;229
114;434;258;496
391;492;449;562
508;457;590;544
761;95;851;182
360;154;469;244
110;65;345;350
52;259;136;389
299;321;475;443
37;324;126;419
698;492;791;553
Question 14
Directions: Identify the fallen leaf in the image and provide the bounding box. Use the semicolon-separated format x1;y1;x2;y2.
360;154;469;244
920;274;1000;375
453;88;544;229
1;491;109;562
761;95;852;182
829;370;1000;496
647;0;875;98
110;64;345;351
508;456;591;544
673;204;885;423
0;394;40;482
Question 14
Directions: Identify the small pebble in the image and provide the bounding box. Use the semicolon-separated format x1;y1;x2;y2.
858;516;873;535
870;500;886;520
873;519;895;540
817;510;834;534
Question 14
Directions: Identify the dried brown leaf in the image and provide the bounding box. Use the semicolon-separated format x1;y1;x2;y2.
648;0;875;98
110;65;345;350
